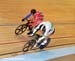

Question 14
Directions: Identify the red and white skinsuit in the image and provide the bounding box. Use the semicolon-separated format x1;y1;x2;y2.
29;11;44;27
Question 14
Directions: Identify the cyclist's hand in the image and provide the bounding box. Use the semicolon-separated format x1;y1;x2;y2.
22;18;25;22
29;33;34;37
37;36;45;43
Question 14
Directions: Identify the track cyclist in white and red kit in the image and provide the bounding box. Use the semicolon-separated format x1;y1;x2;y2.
22;9;44;35
29;21;55;49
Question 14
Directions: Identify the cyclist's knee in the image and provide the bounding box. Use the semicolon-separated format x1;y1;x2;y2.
38;38;51;49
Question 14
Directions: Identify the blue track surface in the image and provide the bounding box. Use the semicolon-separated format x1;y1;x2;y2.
0;47;75;61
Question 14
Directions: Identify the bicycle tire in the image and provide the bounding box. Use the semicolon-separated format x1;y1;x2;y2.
23;39;36;52
15;24;27;35
23;42;30;52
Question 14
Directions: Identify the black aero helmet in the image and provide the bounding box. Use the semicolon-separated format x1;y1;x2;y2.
31;9;36;14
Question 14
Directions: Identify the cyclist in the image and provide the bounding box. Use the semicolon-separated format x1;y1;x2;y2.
22;9;44;35
29;21;55;49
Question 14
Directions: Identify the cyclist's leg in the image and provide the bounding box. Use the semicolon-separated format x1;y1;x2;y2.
27;23;33;35
39;28;55;49
28;25;33;32
38;38;50;49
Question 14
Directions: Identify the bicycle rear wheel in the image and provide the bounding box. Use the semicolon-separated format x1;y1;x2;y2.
15;24;27;35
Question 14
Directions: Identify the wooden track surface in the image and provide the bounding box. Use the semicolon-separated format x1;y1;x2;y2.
0;0;75;58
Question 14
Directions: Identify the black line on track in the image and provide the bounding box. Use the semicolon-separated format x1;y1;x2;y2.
0;43;75;56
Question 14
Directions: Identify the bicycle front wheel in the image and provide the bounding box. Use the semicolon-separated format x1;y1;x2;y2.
23;39;36;52
15;24;27;35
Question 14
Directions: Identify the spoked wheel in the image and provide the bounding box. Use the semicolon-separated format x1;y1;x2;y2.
23;42;30;52
23;40;36;52
15;24;27;35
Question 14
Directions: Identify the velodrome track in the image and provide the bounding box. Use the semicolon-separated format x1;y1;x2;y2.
0;0;75;61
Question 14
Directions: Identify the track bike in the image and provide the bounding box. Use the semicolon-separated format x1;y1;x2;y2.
15;19;32;35
23;34;50;52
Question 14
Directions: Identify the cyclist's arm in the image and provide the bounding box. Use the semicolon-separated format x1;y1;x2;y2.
30;24;42;36
37;29;47;43
23;13;32;20
33;24;42;34
37;35;45;43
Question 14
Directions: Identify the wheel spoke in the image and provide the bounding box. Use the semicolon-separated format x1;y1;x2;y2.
15;24;27;35
23;43;30;52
